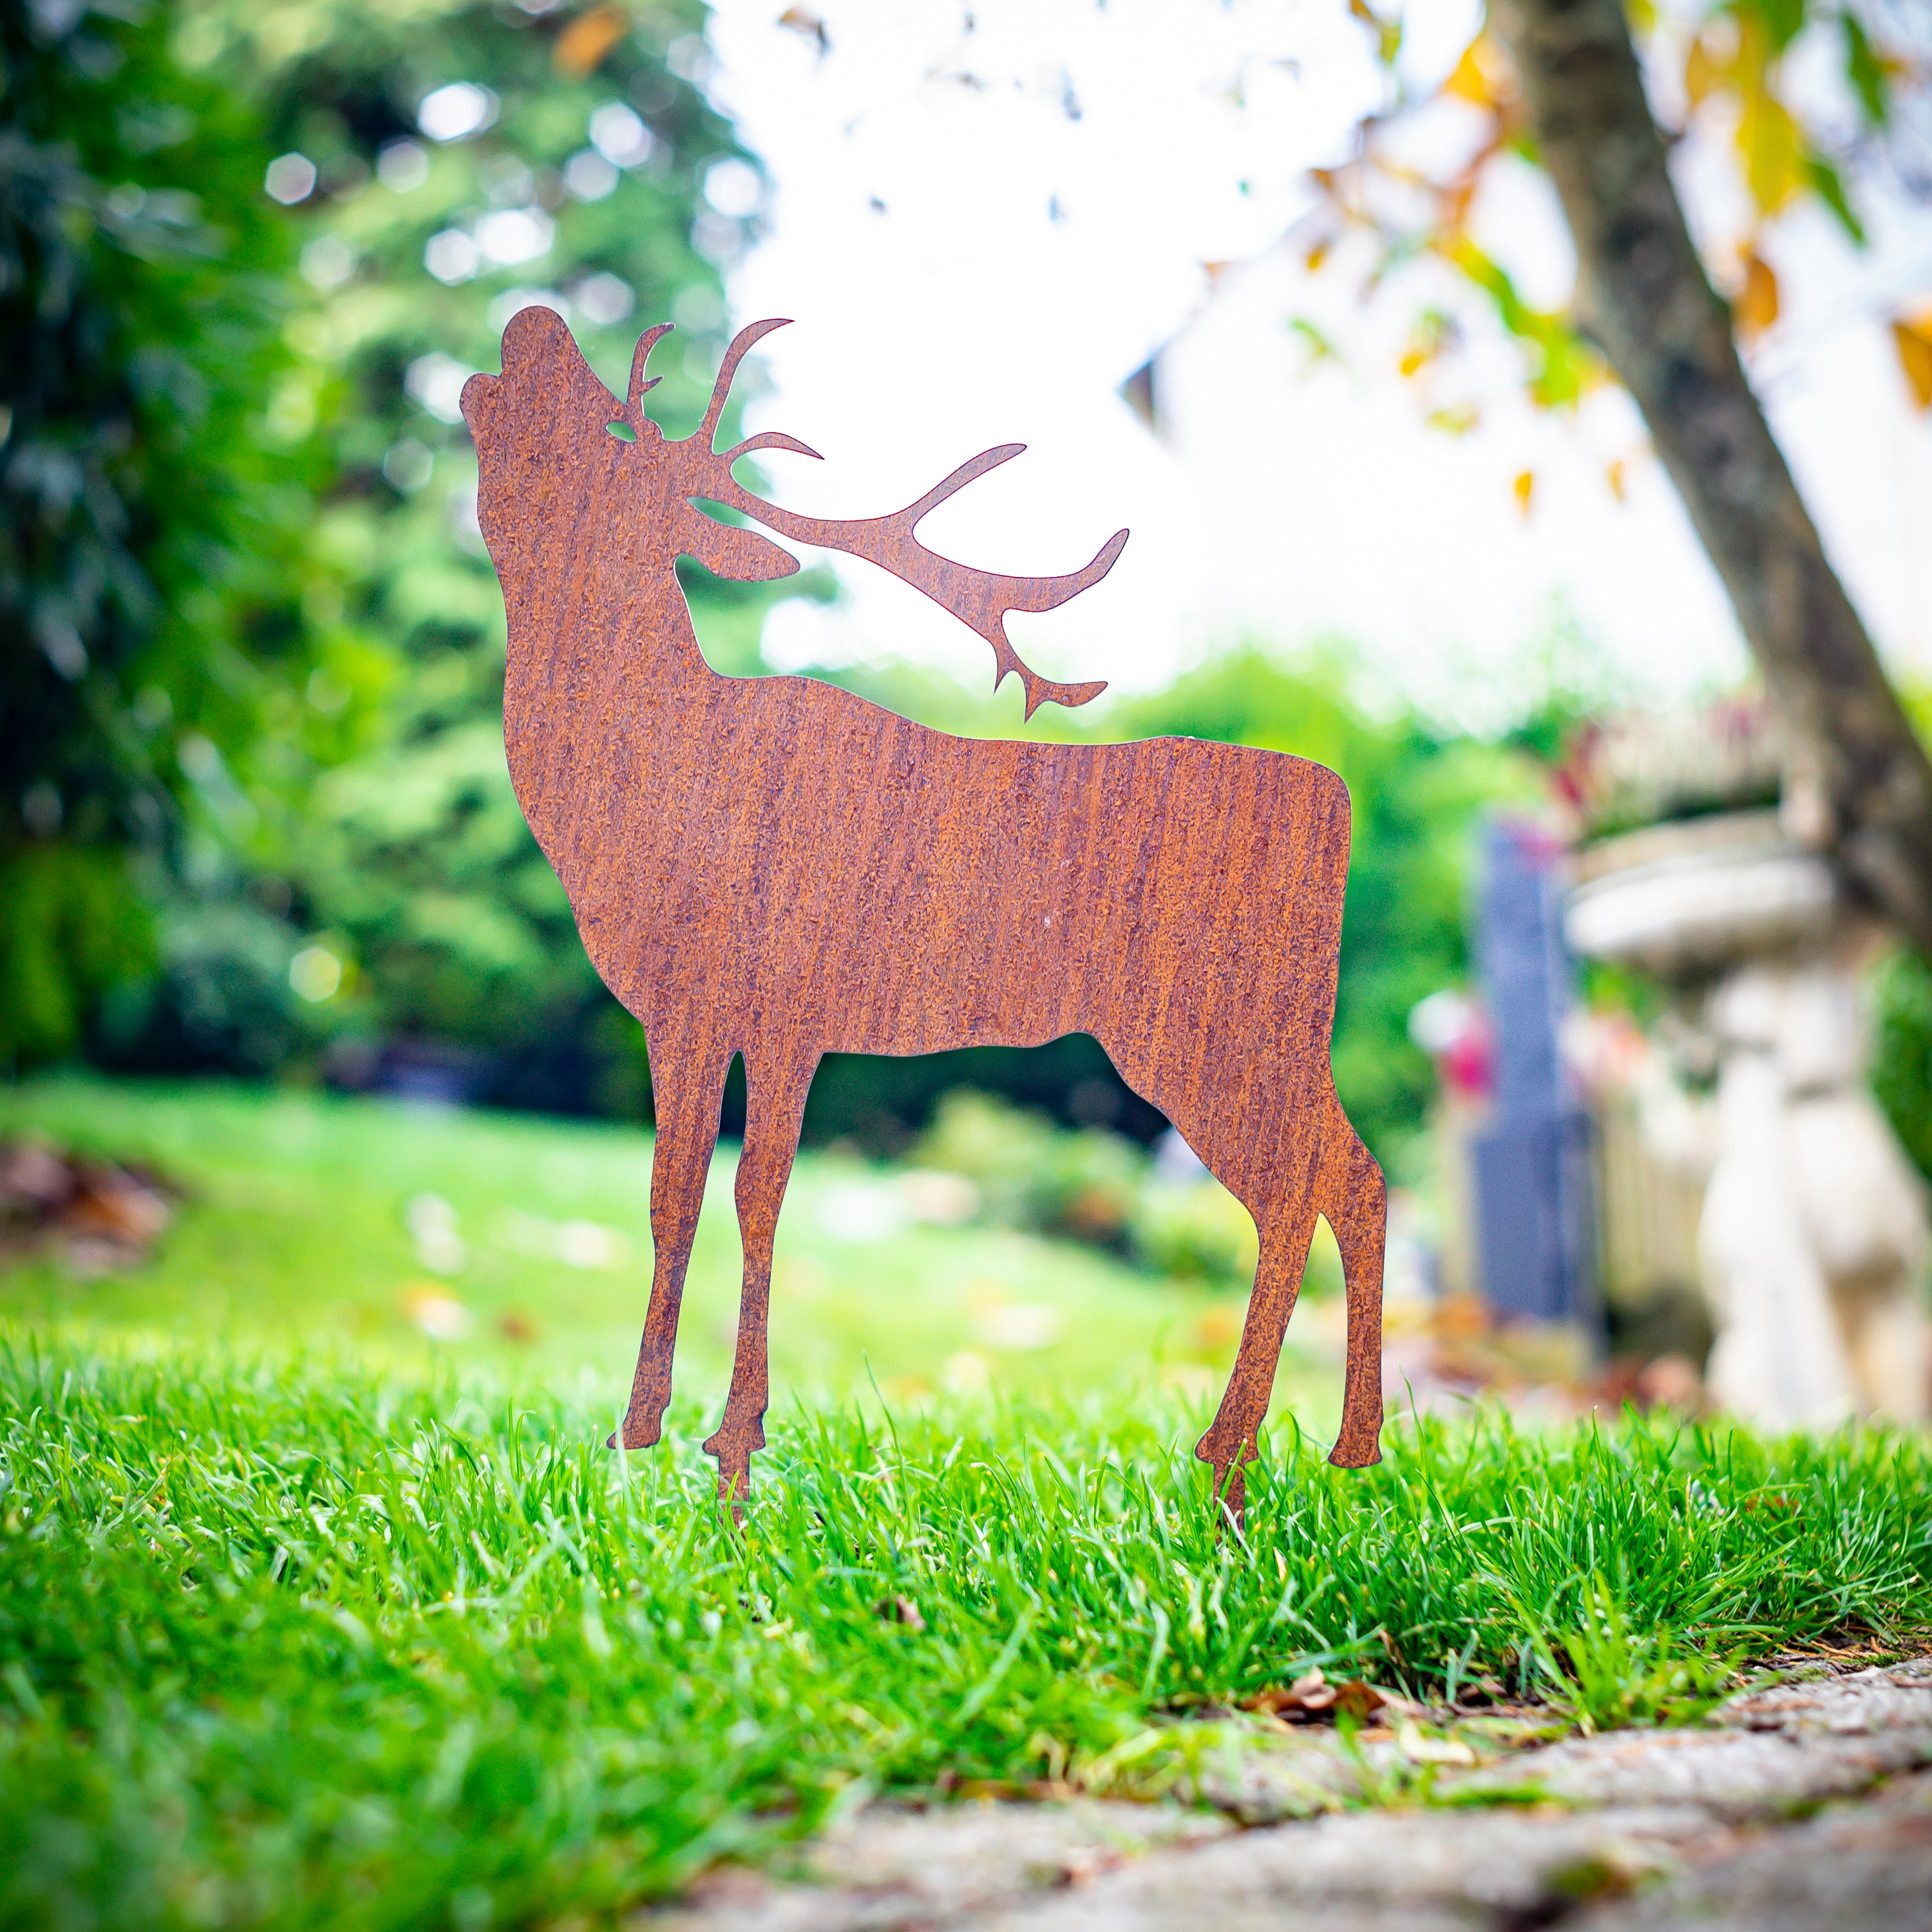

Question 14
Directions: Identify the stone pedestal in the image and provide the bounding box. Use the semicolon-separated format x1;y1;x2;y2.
1567;813;1929;1428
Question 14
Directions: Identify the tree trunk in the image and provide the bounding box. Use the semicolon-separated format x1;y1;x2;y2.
1490;0;1932;951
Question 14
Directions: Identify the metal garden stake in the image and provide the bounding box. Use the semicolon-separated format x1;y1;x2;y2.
463;311;1387;1518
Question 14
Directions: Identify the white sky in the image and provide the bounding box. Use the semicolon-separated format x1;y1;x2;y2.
701;0;1932;732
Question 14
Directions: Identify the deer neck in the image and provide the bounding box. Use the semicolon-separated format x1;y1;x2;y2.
501;544;721;866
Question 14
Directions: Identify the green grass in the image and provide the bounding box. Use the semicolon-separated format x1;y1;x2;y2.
0;1075;1337;1432
2;1333;1929;1930
3;1076;1931;1927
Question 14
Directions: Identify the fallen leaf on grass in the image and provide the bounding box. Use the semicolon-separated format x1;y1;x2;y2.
1242;1666;1399;1723
0;1139;177;1273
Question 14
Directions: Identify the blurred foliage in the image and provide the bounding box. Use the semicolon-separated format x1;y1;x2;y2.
1870;946;1932;1187
1131;1166;1270;1285
913;1087;1295;1288
189;0;814;1093
5;0;1544;1167
915;1088;1148;1253
798;1030;1168;1153
1316;0;1932;475
1871;674;1932;1184
3;0;819;1095
0;846;156;1064
1;0;323;1069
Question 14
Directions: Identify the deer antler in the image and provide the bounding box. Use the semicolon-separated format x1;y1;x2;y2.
661;319;1127;718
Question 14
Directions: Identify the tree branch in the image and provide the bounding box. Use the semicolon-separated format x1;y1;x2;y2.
1490;0;1932;949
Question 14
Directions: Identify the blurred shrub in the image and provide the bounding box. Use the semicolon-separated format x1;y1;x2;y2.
1;0;326;1068
1130;1175;1262;1285
208;0;819;1086
1873;681;1932;1188
0;848;158;1065
799;1031;1167;1152
5;0;824;1094
1871;947;1932;1186
913;1088;1312;1289
96;894;305;1074
915;1091;1146;1249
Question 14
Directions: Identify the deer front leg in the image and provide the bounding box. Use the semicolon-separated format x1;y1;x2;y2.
1196;1208;1318;1527
704;1051;817;1506
613;1038;728;1452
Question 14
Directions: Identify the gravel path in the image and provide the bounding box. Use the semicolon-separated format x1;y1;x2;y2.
650;1654;1932;1931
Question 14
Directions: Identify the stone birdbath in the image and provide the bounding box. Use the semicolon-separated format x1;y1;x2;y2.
1566;798;1929;1428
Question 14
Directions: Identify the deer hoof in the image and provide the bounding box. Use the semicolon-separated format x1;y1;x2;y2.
1327;1422;1384;1470
703;1416;765;1460
1193;1419;1256;1473
614;1399;667;1452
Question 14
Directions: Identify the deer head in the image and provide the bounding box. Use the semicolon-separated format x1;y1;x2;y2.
462;308;1127;717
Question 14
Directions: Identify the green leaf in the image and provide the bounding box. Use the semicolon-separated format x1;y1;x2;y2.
1733;0;1806;55
1443;237;1601;410
1805;152;1866;243
1288;316;1344;365
1841;11;1889;126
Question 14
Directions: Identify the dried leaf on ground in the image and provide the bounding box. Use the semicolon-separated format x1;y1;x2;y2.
0;1141;176;1271
1243;1667;1407;1724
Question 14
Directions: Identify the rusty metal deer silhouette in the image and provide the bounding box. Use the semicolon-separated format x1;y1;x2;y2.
462;308;1385;1518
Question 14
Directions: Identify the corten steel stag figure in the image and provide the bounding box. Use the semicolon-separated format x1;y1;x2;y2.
462;308;1386;1517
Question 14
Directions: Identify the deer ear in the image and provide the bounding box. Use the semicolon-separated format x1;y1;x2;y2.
679;510;800;583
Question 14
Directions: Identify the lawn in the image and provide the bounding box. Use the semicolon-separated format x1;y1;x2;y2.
2;1079;1931;1931
5;1340;1930;1930
0;1075;1338;1432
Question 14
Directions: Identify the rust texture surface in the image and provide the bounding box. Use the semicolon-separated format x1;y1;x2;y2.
462;310;1385;1515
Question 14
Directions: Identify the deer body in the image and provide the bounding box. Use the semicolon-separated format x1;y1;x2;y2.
468;308;1385;1515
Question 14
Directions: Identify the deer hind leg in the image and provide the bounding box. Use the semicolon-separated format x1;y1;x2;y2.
613;1037;729;1453
1192;1090;1387;1517
1195;1202;1319;1528
704;1051;816;1508
1323;1094;1387;1470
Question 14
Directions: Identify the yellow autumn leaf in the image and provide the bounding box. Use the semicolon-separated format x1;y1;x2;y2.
1737;91;1806;216
553;4;629;77
1513;469;1535;517
1685;37;1716;106
1444;36;1510;109
1427;404;1480;436
1895;314;1932;412
1735;251;1779;337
